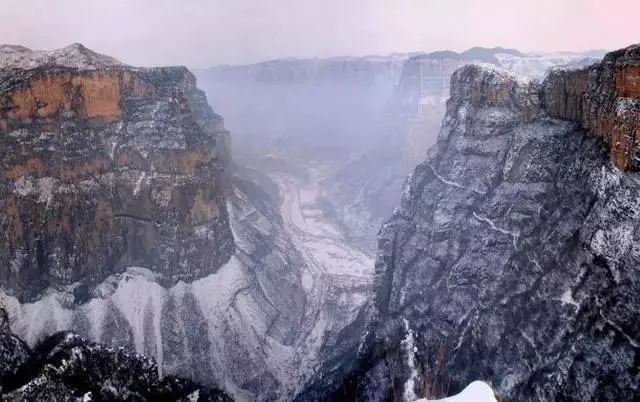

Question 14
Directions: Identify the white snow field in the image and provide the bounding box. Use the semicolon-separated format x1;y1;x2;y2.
417;381;498;402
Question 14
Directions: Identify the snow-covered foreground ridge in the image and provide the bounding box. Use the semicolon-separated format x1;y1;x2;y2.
417;381;497;402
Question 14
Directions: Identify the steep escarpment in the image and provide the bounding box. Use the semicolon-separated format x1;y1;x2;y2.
320;55;473;251
543;44;640;170
322;49;601;252
0;44;233;302
1;158;371;401
0;161;311;401
1;45;374;401
299;48;640;401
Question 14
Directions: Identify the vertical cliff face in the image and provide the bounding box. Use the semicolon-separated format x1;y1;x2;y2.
321;49;599;252
543;44;640;171
319;54;499;252
0;44;234;302
1;45;373;401
299;47;640;402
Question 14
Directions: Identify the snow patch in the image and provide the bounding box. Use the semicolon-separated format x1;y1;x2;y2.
402;318;420;402
472;212;519;248
187;390;199;402
430;165;485;195
133;172;147;196
0;43;124;70
416;381;497;402
559;289;580;310
13;176;58;207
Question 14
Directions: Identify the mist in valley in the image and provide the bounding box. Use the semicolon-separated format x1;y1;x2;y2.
0;2;639;402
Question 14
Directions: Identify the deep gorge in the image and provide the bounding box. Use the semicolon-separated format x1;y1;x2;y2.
1;40;638;402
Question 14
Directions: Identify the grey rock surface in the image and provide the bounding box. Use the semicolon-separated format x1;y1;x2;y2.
298;53;640;402
321;49;601;253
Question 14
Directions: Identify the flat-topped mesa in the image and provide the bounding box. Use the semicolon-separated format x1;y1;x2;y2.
0;44;221;131
543;44;640;170
0;44;234;302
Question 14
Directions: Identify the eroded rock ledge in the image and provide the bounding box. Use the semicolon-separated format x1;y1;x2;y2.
0;45;234;302
543;44;640;170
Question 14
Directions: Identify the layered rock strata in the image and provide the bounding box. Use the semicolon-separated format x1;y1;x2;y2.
0;43;234;302
543;44;640;170
0;44;373;402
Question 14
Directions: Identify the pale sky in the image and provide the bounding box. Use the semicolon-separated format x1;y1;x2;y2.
1;0;638;67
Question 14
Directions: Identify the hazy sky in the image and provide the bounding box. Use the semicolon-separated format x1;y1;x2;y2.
2;0;639;67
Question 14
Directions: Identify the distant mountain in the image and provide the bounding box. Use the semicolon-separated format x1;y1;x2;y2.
196;47;608;253
413;46;524;63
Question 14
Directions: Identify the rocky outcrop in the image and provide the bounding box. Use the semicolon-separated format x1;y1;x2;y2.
321;49;599;252
543;44;640;170
0;308;231;401
0;44;233;302
319;53;504;252
298;48;640;401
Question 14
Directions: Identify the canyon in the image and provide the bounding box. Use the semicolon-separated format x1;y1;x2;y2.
298;45;640;401
1;40;638;402
196;48;602;252
0;44;371;401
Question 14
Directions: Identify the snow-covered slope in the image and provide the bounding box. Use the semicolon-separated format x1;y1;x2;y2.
0;162;373;401
0;43;124;70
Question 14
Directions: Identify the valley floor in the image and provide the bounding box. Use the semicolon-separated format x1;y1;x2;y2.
269;161;375;281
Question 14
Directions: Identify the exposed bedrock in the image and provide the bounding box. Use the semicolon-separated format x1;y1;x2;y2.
320;49;600;253
298;47;640;401
543;44;640;171
1;44;374;401
0;44;234;302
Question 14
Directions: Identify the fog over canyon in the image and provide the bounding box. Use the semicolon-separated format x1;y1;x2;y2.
0;10;639;402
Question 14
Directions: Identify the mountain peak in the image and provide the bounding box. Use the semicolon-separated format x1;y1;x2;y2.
0;43;125;70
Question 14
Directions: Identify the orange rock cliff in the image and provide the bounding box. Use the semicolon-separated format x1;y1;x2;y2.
543;44;640;171
0;45;233;302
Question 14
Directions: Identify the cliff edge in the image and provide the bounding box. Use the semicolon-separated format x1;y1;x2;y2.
0;44;234;302
298;46;640;402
